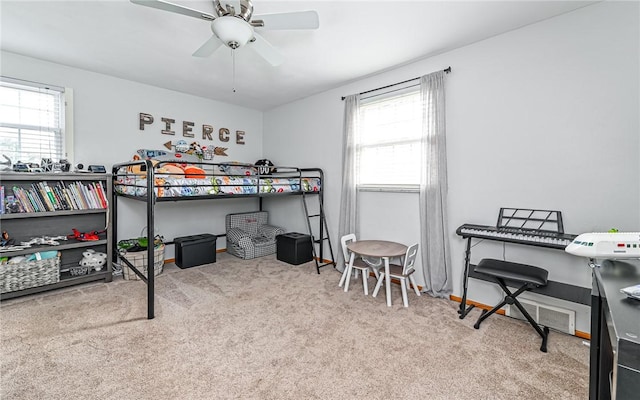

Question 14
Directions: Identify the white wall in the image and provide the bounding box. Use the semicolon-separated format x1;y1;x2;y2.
264;1;640;334
1;51;264;257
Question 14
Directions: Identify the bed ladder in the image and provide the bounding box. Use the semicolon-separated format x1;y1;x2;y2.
301;191;336;274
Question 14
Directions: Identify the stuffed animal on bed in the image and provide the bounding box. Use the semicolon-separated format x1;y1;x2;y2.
129;150;205;178
156;163;185;177
255;159;276;175
128;155;158;176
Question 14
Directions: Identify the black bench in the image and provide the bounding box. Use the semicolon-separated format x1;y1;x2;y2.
473;258;550;352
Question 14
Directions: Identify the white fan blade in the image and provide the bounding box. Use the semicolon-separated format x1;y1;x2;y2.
252;10;319;30
250;33;285;66
130;0;215;21
192;35;224;57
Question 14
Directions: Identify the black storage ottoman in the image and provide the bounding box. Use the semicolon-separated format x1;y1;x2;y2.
277;232;313;265
174;234;217;269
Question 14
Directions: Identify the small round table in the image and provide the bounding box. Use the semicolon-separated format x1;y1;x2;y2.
346;240;408;306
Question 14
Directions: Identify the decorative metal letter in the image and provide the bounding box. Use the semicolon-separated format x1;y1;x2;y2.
139;113;154;130
236;130;245;145
202;125;213;140
183;121;194;138
161;118;175;135
219;128;230;142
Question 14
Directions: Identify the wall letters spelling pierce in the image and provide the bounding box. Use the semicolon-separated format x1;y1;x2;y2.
139;112;246;145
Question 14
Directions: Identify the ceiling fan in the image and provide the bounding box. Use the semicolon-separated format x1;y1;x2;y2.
131;0;319;66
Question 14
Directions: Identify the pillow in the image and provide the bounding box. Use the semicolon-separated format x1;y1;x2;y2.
183;165;206;179
217;162;257;176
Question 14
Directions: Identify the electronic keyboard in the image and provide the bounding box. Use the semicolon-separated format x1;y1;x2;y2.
456;224;576;249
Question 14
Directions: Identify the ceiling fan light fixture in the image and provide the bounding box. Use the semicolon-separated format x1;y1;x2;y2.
212;16;254;49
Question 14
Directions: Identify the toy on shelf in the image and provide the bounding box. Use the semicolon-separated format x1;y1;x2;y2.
41;158;55;172
0;231;30;253
13;161;42;172
79;249;107;271
20;235;68;247
1;231;15;246
69;228;104;242
0;155;11;171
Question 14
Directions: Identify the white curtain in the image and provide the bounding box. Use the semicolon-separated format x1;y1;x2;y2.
419;71;452;297
337;94;360;272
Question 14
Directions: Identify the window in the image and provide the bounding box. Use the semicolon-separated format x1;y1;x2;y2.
357;87;422;189
0;77;69;166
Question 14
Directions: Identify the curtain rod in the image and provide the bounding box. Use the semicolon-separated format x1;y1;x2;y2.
341;66;451;101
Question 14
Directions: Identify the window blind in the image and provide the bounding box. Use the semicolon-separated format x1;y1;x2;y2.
0;77;65;164
357;89;422;187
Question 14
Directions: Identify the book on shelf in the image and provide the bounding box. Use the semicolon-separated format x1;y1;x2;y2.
30;183;47;211
85;185;96;209
38;182;56;211
35;184;52;211
61;184;78;210
66;182;80;209
87;182;101;209
78;182;94;209
12;187;34;213
4;179;108;213
63;183;77;210
43;182;60;210
51;185;64;210
87;185;101;209
13;187;27;212
25;189;41;212
27;187;42;212
52;185;70;210
36;182;50;210
94;182;108;208
73;181;90;209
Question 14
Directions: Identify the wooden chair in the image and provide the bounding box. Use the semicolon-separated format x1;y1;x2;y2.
339;233;377;295
372;243;420;307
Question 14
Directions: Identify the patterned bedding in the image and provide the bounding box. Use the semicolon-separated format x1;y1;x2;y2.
114;175;321;198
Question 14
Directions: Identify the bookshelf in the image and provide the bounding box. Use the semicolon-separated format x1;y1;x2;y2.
0;172;112;299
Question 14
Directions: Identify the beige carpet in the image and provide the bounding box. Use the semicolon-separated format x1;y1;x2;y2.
1;253;589;399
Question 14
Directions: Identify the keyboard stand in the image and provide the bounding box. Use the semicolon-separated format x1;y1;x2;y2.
457;208;588;319
458;237;475;318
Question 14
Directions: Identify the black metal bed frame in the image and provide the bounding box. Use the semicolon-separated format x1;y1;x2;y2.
111;159;334;319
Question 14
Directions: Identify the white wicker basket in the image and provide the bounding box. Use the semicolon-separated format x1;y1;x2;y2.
1;253;61;293
121;244;165;281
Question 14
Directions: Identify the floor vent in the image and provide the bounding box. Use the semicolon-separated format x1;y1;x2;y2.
505;299;575;335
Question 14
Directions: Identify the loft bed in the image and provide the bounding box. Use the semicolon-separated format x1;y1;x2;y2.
111;159;333;319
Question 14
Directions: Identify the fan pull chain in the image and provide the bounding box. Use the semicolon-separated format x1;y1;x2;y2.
232;49;236;93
